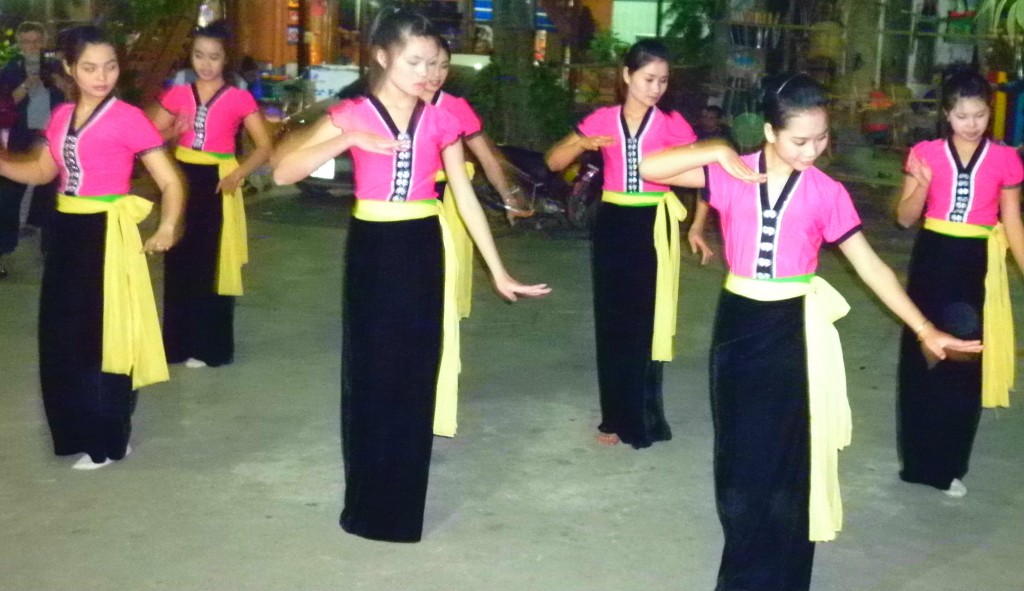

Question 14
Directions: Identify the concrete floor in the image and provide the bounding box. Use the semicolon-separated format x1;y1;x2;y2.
0;184;1022;591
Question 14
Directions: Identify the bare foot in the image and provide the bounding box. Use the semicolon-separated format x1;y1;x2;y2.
596;432;620;446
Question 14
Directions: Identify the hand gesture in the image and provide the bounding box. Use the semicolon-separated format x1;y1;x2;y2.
718;145;765;184
688;225;715;265
579;135;615;151
143;224;178;255
348;131;402;155
906;150;933;189
492;273;551;302
917;323;983;361
217;170;245;194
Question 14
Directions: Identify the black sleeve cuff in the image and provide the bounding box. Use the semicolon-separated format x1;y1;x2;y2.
830;223;863;245
136;145;165;158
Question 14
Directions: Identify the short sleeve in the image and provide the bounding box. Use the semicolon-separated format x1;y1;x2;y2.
234;88;259;117
665;110;698;145
704;162;728;210
119;105;164;154
903;141;927;175
576;108;605;137
434;107;462;149
822;180;862;244
449;96;483;139
159;84;189;115
44;104;71;148
327;99;358;130
1001;146;1024;188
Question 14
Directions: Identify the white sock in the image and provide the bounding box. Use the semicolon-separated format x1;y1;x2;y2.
71;455;113;471
185;358;208;368
944;478;967;498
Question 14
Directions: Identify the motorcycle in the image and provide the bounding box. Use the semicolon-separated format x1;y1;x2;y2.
474;145;603;230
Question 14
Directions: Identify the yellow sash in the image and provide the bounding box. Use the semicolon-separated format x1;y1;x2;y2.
601;191;688;361
352;199;461;437
57;194;170;389
923;218;1014;408
724;273;851;542
175;146;249;296
435;162;476;319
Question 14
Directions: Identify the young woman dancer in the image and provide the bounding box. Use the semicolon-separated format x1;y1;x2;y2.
546;40;707;449
895;66;1024;498
421;35;527;318
272;9;549;542
151;21;272;368
640;73;981;591
0;25;184;469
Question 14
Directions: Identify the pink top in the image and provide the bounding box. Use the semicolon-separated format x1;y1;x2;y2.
328;96;461;201
576;105;697;193
908;137;1023;226
706;151;862;279
430;90;483;139
160;84;258;154
45;98;164;197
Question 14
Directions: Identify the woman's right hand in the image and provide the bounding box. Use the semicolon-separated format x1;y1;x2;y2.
347;131;402;155
906;150;933;189
579;135;615;151
491;272;552;302
688;225;714;265
918;323;983;361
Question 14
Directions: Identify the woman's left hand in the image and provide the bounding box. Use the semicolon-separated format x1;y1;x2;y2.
144;224;178;254
217;171;245;194
492;273;551;302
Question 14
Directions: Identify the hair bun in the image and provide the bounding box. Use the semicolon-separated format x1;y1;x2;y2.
192;20;231;40
941;62;977;85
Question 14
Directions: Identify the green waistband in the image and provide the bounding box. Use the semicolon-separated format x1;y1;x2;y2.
179;150;233;160
60;193;125;203
757;273;815;284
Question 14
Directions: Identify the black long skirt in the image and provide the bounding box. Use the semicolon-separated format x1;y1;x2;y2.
591;201;671;448
39;210;137;463
898;229;985;489
163;161;235;366
340;215;444;543
710;290;814;591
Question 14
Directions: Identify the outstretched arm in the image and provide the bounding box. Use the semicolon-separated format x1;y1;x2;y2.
442;141;550;301
838;231;983;359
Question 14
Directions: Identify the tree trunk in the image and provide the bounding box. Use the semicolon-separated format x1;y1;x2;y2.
491;0;543;147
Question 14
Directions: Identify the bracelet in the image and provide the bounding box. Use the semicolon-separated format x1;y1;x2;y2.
914;320;933;341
